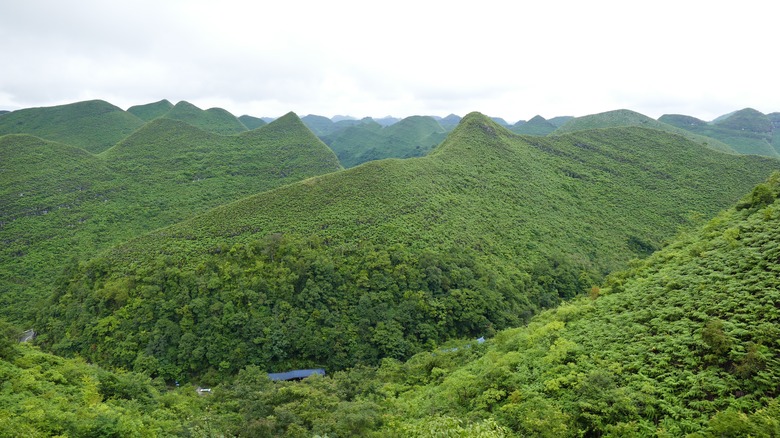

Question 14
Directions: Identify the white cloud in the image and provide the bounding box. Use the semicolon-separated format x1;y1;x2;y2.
0;0;777;121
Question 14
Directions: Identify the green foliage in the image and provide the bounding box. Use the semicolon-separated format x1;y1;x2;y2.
36;113;780;383
40;236;531;380
0;341;216;436
238;114;268;130
0;100;145;153
0;113;342;322
162;101;248;135
555;109;737;153
322;115;447;167
126;99;174;121
510;115;557;136
662;108;778;157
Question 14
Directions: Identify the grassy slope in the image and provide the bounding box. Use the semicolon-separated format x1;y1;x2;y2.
661;109;778;157
0;114;342;322
323;115;447;167
126;99;174;121
0;100;145;154
40;113;780;379
372;173;780;436
510;115;557;136
555;109;736;154
162;101;248;135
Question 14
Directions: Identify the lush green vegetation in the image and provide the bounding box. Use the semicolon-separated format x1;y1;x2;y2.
162;101;249;135
322;115;448;168
510;115;557;136
238;115;267;130
130;172;780;437
36;113;780;384
300;115;364;136
435;114;462;131
0;318;220;437
126;99;174;121
0;100;145;153
0;113;342;323
661;108;779;157
555;109;736;153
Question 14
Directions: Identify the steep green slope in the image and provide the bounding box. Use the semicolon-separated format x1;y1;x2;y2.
162;101;248;135
661;108;778;157
323;115;447;167
510;115;557;136
237;115;267;130
0;100;145;153
0;323;214;436
38;114;780;381
0;135;128;319
555;109;736;153
192;174;780;437
1;114;342;323
368;172;780;436
126;99;174;121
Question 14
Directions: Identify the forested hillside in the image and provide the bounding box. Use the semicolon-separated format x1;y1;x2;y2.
37;113;780;383
0;100;145;153
322;115;447;167
554;109;736;153
661;108;779;157
0;113;342;322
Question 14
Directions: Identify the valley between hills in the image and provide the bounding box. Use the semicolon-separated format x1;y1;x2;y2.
2;99;780;436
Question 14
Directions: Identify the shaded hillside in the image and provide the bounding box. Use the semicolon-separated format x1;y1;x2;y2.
323;115;447;167
301;114;365;136
661;108;778;157
548;115;574;127
238;115;267;130
162;101;248;135
0;100;144;153
126;99;174;121
38;113;780;381
510;115;557;135
435;114;462;131
0;114;342;322
360;172;780;436
555;109;736;153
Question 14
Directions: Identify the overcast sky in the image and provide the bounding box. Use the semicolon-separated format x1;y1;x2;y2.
1;0;776;123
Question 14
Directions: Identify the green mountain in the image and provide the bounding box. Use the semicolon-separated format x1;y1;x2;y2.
162;101;248;135
510;115;557;136
323;115;447;167
237;114;267;130
38;113;780;382
301;114;339;136
126;99;174;121
358;172;780;436
0;100;145;153
555;109;736;153
436;114;462;131
548;115;574;128
0;111;9;116
661;108;778;157
0;113;342;323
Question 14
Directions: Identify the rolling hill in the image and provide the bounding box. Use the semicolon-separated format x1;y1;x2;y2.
661;108;778;157
554;109;736;153
237;114;267;130
162;101;248;135
0;113;342;323
0;100;145;153
126;99;174;121
37;113;780;382
322;115;448;167
510;115;557;136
